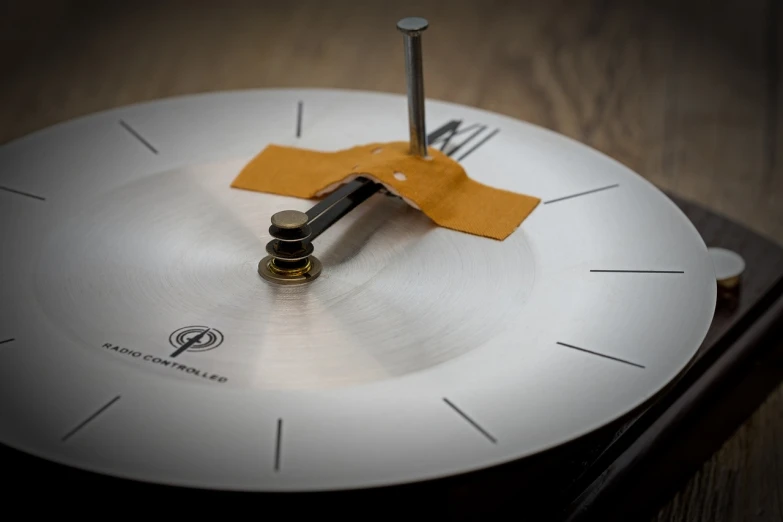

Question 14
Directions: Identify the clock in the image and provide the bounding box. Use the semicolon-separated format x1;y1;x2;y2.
0;17;716;496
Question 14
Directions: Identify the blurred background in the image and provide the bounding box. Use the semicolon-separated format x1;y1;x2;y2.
2;0;781;519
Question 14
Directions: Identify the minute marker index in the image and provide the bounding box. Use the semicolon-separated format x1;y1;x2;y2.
590;270;685;274
274;418;283;471
0;186;46;201
61;395;121;442
119;120;158;154
556;342;645;369
443;397;497;443
544;184;619;204
296;101;303;138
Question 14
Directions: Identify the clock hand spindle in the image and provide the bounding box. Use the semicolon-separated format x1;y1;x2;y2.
397;17;429;157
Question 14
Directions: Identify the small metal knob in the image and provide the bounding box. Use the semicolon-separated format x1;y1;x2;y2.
259;209;321;285
269;210;311;242
709;247;745;311
271;210;308;230
709;247;745;290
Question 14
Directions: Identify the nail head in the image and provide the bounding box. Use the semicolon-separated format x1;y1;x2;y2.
397;17;429;34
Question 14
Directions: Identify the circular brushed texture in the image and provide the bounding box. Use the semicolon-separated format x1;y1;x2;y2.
0;88;716;492
29;160;533;390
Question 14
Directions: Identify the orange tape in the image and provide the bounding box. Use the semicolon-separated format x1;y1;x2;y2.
231;141;539;240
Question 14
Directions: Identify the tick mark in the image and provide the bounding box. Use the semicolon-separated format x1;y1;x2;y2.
296;101;303;138
443;398;497;443
556;342;645;369
590;270;684;274
0;338;15;346
274;418;283;471
0;186;45;201
456;128;500;162
119;120;158;154
61;395;121;442
543;184;619;204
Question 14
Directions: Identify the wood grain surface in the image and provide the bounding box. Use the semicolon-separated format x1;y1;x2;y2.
3;0;782;519
655;384;783;521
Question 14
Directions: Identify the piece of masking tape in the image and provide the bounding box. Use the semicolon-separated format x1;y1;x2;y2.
230;141;539;240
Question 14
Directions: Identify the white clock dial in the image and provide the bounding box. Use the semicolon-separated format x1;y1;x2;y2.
0;88;716;491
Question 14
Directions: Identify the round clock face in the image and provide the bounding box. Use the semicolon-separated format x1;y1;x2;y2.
0;89;716;491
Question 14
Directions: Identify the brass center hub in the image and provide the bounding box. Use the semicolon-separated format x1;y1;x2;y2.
268;257;313;277
258;255;322;285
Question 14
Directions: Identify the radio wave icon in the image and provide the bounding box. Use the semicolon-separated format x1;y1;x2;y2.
169;326;224;358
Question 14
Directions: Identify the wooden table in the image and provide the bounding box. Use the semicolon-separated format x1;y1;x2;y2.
3;1;782;519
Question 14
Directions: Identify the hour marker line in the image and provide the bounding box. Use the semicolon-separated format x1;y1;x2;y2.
556;342;645;369
590;270;684;274
119;120;158;154
0;338;15;345
61;395;121;442
543;184;619;204
296;101;303;138
443;398;497;444
274;418;283;471
0;186;46;201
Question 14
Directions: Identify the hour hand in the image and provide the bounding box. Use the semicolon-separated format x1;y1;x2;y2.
258;177;382;285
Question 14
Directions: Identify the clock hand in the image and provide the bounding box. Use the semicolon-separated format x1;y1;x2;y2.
258;17;435;285
289;116;462;245
304;177;383;241
293;14;435;239
259;178;381;284
257;116;463;286
282;115;489;247
255;19;521;286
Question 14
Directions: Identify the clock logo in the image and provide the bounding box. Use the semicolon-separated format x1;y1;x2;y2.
169;326;224;358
